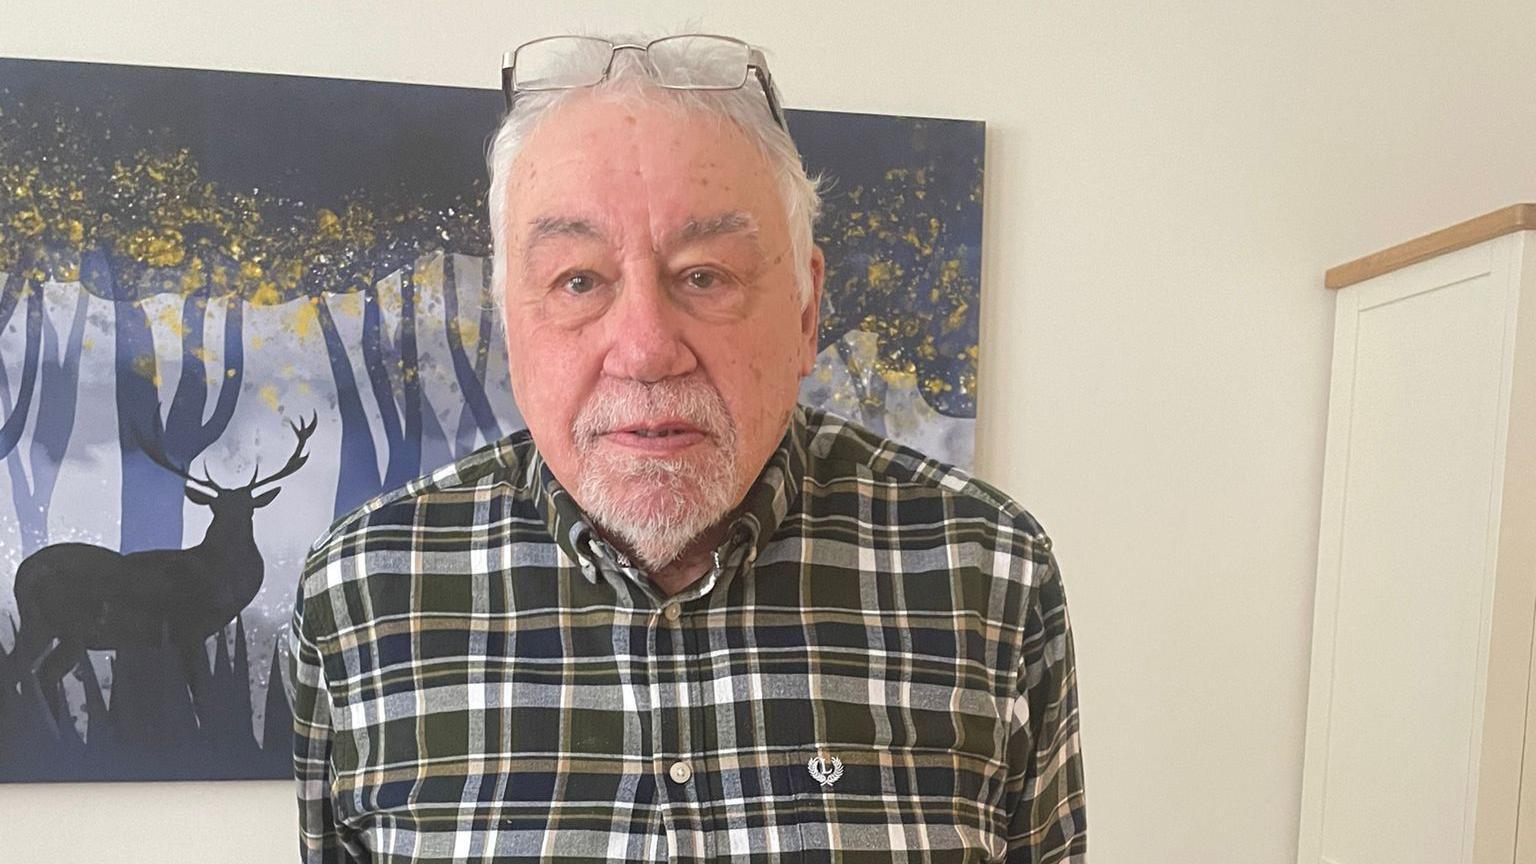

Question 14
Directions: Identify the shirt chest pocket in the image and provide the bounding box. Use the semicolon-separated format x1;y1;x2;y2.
780;743;1008;863
761;683;1013;862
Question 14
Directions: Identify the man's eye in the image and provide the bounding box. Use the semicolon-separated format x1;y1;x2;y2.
562;272;597;294
684;269;720;290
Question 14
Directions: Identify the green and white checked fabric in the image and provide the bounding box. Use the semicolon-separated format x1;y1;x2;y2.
288;405;1086;863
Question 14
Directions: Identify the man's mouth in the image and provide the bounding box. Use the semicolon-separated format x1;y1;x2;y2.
613;419;703;435
627;426;695;438
603;421;708;451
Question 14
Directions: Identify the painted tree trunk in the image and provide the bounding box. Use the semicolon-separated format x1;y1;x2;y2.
314;295;382;518
2;284;89;556
0;268;45;461
441;253;501;455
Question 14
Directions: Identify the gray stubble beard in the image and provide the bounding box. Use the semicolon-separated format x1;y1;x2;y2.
571;377;741;571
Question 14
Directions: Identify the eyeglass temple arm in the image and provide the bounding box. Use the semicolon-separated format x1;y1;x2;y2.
751;64;786;131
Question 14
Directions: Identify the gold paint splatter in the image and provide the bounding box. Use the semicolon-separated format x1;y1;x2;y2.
290;296;319;340
249;282;281;306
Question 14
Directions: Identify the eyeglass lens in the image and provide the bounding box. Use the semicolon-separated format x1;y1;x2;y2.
512;35;750;91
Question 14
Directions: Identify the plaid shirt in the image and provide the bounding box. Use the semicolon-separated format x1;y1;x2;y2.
288;405;1086;863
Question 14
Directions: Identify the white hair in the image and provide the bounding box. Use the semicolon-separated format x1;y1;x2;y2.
485;33;824;309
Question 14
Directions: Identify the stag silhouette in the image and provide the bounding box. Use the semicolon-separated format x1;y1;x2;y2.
5;413;317;737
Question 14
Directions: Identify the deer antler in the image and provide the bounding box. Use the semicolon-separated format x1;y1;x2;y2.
249;412;318;490
131;426;224;492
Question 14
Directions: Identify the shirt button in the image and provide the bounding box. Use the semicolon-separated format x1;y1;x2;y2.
663;604;681;622
668;760;692;784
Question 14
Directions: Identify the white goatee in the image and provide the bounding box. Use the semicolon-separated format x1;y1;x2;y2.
571;377;739;571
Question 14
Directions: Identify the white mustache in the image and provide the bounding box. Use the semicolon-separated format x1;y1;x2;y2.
572;377;735;446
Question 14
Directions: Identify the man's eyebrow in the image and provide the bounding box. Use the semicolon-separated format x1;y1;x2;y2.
523;216;606;253
669;211;760;246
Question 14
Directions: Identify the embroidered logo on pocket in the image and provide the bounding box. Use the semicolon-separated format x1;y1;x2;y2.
807;755;844;788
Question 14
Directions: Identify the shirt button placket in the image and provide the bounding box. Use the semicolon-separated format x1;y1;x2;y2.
660;606;689;794
654;599;704;857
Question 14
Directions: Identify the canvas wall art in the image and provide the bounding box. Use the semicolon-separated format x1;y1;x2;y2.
0;57;983;782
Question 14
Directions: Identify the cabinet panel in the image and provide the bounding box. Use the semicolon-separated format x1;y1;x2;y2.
1299;235;1535;864
1305;218;1536;864
1320;268;1508;863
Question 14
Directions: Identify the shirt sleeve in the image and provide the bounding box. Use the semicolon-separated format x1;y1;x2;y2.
287;563;354;864
1004;547;1088;862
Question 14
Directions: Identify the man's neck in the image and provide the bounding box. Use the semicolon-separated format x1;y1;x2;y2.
650;547;718;597
601;521;729;598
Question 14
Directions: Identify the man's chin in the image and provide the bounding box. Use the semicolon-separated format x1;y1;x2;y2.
609;478;726;528
572;421;742;570
588;440;724;482
576;466;738;570
590;494;724;569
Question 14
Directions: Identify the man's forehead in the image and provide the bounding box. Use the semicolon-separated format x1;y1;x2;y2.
506;95;784;253
508;95;776;193
520;210;761;254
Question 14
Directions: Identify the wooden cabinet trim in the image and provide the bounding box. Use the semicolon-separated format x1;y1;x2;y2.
1325;204;1536;290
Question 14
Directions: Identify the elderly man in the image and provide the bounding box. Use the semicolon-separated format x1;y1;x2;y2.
289;33;1085;863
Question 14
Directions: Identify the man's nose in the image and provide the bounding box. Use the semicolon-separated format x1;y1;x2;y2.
600;269;698;383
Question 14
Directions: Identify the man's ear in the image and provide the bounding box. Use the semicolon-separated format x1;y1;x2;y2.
799;245;826;377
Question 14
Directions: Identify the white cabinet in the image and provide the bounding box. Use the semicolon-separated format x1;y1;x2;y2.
1298;205;1536;864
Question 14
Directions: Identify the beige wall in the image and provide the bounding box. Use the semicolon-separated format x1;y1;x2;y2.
3;1;1535;861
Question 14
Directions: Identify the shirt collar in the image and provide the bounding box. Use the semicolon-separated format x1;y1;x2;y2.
526;405;809;586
